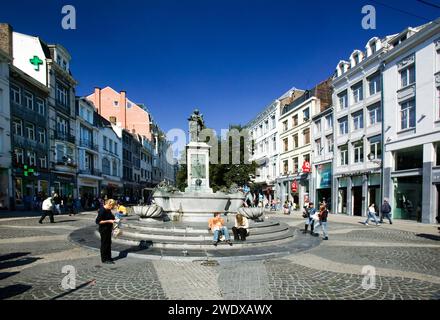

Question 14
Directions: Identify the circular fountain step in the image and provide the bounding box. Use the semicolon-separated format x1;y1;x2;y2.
69;216;321;261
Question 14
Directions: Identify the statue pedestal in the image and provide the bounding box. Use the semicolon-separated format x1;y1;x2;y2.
186;141;212;193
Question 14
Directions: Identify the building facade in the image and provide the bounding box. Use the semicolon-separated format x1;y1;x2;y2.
47;44;78;198
98;114;123;200
310;106;334;207
76;97;102;200
331;36;389;217
382;20;440;223
0;47;12;209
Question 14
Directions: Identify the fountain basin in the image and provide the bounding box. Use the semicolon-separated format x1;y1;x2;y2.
153;190;245;222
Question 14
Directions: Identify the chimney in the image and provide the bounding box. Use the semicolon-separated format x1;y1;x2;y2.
120;91;127;130
94;87;101;114
0;23;13;57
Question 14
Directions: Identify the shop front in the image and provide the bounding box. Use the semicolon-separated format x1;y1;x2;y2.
315;163;332;207
77;176;102;200
392;175;422;221
101;181;123;200
51;172;76;198
337;177;348;214
13;167;50;210
0;168;11;210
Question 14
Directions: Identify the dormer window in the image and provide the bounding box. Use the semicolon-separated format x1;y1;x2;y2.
370;41;376;54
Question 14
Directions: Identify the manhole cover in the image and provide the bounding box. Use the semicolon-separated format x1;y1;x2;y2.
200;260;219;267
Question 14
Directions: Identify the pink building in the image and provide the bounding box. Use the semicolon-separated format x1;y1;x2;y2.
87;87;152;141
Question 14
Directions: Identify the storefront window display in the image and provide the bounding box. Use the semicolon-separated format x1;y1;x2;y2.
393;176;422;221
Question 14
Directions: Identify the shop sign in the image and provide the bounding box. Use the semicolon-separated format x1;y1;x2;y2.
302;161;311;173
433;171;440;183
291;181;298;193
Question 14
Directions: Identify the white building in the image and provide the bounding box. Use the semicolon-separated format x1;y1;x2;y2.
277;81;331;209
0;48;12;209
76;97;102;198
331;34;395;217
98;115;123;199
382;20;440;223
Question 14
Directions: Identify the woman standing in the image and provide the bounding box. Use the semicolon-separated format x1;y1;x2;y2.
95;199;117;264
232;213;249;241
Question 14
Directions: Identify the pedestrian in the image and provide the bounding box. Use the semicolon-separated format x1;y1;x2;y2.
53;193;61;215
232;213;249;241
208;212;233;246
302;202;316;234
39;196;55;224
66;195;74;216
312;204;329;240
380;199;393;224
364;203;380;226
95;199;117;264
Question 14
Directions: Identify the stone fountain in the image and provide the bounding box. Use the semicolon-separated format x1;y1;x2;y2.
152;109;245;222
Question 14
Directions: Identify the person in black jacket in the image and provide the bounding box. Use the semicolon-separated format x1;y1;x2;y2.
380;199;393;224
95;199;117;264
312;204;329;240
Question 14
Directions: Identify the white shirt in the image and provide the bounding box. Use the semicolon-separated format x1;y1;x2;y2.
42;198;53;211
369;205;376;214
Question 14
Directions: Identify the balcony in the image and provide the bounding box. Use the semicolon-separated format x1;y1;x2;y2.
78;168;102;177
79;140;99;151
54;131;76;144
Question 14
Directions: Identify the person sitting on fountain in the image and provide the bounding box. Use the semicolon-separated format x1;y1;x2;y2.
232;213;249;241
208;212;233;247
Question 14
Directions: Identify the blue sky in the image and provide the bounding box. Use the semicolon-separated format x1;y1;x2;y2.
1;0;439;136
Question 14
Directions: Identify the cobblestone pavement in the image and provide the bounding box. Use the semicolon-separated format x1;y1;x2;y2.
0;213;439;300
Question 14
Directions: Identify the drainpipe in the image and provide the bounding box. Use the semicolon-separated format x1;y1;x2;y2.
379;60;386;221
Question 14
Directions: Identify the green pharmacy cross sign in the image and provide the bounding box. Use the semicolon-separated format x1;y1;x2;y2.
29;55;43;71
23;165;35;177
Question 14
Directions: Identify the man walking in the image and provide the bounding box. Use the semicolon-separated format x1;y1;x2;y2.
380;199;393;224
39;196;55;224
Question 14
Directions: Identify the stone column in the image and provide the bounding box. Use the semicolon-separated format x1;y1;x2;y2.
362;174;368;217
347;177;353;216
422;143;434;223
332;176;338;214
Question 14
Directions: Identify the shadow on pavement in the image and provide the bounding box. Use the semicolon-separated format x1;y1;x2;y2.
416;233;440;241
0;284;32;300
0;272;20;280
113;240;154;261
0;252;31;262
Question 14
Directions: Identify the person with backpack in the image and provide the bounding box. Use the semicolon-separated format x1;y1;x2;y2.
380;199;393;224
312;204;329;240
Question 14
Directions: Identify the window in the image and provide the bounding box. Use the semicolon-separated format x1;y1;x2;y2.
271;115;276;129
15;148;24;164
102;158;111;175
264;120;269;133
114;142;118;155
39;156;47;169
12;119;23;136
395;146;423;171
370;41;377;54
352;82;363;104
316;139;322;156
303;128;310;145
353;141;364;163
368;103;382;126
369;136;382;160
56;82;68;106
38;128;46;144
283;160;288;174
293;157;299;173
340;145;348;166
109;116;117;124
114;100;119;106
292;115;299;127
293;134;298;149
36;98;45;115
272;136;276;151
400;65;415;88
315;121;321;134
326;115;333;130
127;102;132;109
338;117;348;135
112;161;117;176
303;108;310;121
57;117;68;135
0;89;2;112
303;154;310;163
11;84;20;104
283;138;288;152
400;99;415;130
103;136;108;150
25;123;35;140
368;73;381;96
327;135;333;153
283;120;288;132
338;91;348;110
27;151;36;166
352;111;364;130
24;91;34;110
